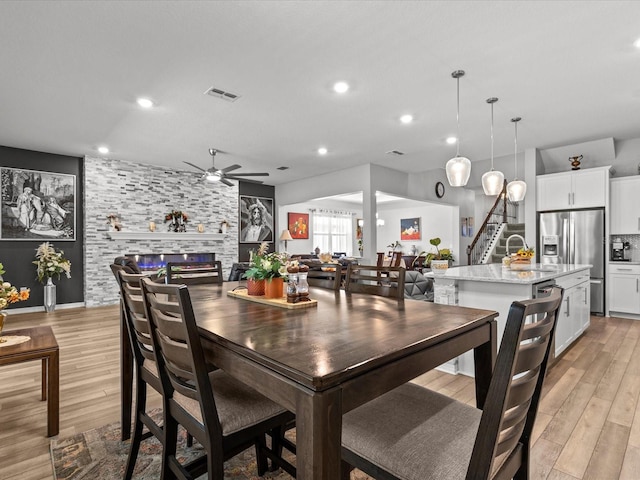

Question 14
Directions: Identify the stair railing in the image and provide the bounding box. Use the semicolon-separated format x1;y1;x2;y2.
467;180;509;265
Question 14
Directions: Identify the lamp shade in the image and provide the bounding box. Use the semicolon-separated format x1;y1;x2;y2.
445;156;471;187
279;230;293;241
482;170;505;196
507;180;527;202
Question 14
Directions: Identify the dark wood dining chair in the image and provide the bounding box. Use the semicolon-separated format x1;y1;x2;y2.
307;263;342;290
340;286;564;480
165;260;224;285
111;265;174;480
140;277;296;479
345;264;406;299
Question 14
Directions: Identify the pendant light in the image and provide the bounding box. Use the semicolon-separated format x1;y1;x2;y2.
445;70;471;187
481;97;505;195
507;117;527;202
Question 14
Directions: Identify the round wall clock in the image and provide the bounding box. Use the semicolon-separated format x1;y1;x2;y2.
435;181;445;198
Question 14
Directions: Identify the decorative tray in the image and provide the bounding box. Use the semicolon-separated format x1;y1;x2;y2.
227;289;318;309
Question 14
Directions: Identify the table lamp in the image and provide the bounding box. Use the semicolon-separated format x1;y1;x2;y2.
279;229;293;251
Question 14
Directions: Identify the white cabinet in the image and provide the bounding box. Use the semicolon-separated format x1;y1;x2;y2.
555;272;590;357
536;167;609;212
609;263;640;314
610;177;640;234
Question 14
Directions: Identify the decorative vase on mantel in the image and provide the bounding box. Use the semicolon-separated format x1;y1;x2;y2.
44;277;56;313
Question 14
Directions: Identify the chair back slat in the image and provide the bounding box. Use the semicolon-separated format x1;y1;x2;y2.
166;260;224;285
345;264;405;299
466;287;563;480
307;264;342;290
140;277;223;436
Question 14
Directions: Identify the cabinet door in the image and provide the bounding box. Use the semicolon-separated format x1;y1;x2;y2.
555;291;573;357
610;178;640;234
572;169;606;208
576;280;590;334
537;174;572;211
609;274;640;314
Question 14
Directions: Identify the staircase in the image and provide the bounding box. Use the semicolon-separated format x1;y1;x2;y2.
490;223;526;263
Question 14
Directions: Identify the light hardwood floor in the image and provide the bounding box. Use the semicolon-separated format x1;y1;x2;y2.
1;306;639;479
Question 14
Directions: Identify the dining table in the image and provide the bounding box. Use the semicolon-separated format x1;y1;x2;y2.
120;281;498;480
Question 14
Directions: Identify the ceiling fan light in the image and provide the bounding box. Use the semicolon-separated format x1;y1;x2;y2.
482;170;505;195
507;179;527;202
206;173;220;182
445;156;471;187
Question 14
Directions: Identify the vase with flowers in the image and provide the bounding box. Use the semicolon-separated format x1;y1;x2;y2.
33;242;71;312
510;247;535;271
0;262;30;341
244;242;288;297
424;237;455;275
164;210;188;232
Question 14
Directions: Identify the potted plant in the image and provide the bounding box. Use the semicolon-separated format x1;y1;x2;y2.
425;237;455;275
244;242;288;297
33;242;71;312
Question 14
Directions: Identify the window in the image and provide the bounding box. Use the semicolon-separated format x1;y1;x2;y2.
312;211;353;255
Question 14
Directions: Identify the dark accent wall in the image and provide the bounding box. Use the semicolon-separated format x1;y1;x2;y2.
238;182;276;262
0;146;84;307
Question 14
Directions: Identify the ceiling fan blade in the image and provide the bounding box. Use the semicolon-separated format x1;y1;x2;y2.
232;178;264;185
220;177;234;187
221;164;242;174
183;161;207;172
225;172;270;177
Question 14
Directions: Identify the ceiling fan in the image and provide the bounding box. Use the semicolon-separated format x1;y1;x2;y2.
183;148;269;186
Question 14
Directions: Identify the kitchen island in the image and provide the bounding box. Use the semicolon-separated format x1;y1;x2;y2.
429;263;591;375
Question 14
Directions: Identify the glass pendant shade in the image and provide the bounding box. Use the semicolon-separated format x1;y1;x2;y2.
507;179;527;202
446;156;471;186
482;170;505;195
445;70;471;187
482;97;504;196
507;116;526;202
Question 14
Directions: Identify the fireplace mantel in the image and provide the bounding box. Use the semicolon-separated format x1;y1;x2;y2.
106;232;226;241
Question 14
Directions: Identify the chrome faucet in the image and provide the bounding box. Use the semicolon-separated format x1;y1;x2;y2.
506;234;527;255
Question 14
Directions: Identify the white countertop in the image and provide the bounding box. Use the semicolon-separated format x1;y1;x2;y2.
428;263;591;285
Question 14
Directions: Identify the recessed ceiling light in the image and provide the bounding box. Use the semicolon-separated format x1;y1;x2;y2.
97;146;109;154
333;81;349;94
318;147;328;155
136;97;154;108
446;136;457;145
634;38;640;49
400;114;413;124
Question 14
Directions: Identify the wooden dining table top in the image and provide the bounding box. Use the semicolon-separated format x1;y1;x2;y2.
188;282;498;392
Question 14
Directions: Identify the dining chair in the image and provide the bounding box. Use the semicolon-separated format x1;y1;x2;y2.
340;286;564;480
307;263;342;290
111;265;178;480
165;260;224;285
114;256;142;274
139;277;296;479
345;264;406;299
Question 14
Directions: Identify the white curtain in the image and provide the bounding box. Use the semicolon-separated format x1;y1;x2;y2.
312;210;353;255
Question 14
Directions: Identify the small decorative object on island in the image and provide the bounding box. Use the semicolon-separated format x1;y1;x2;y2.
425;237;455;275
0;262;30;342
164;210;188;232
244;242;287;297
569;155;583;170
510;247;535;271
106;213;122;231
33;242;71;313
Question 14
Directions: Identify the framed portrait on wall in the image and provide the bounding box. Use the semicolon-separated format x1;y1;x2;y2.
0;167;76;240
288;212;309;239
239;195;274;243
400;217;421;241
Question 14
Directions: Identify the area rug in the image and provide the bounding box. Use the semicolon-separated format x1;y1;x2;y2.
51;410;372;479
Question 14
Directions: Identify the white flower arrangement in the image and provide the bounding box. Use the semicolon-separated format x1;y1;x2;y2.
33;242;71;284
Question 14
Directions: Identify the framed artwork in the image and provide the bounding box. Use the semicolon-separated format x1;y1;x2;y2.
1;167;76;240
288;212;309;239
356;218;363;239
239;195;274;243
467;217;474;237
461;217;468;237
400;217;421;241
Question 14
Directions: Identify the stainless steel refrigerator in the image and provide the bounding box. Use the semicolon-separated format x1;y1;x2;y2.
538;208;605;314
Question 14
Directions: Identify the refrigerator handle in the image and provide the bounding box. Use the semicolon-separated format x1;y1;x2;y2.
562;217;570;264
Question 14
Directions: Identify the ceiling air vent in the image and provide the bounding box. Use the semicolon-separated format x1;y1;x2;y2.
386;150;405;156
277;166;289;171
204;86;241;102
